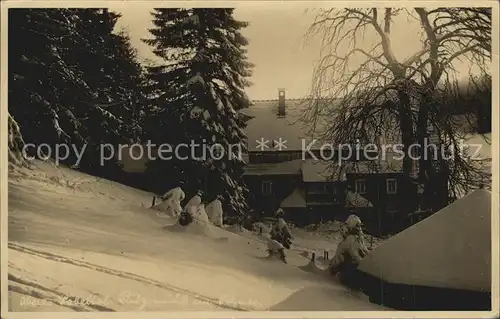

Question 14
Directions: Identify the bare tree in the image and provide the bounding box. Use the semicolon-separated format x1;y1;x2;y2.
434;74;492;199
304;7;491;211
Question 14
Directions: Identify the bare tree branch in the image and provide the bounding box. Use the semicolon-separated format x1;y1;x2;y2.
304;7;491;213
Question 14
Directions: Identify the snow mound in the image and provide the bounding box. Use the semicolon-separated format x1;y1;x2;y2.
166;220;213;237
269;286;387;311
166;222;213;237
150;197;181;218
225;224;250;234
299;260;328;275
266;239;285;252
164;205;230;241
299;220;385;251
205;199;223;227
252;222;271;234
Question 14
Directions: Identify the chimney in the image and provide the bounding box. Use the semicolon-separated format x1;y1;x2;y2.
278;88;286;117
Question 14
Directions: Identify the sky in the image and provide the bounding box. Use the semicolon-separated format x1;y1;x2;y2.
112;4;477;100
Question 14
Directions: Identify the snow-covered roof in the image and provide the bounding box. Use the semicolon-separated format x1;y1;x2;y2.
241;99;331;151
280;187;307;208
301;160;344;182
358;188;492;292
345;191;373;208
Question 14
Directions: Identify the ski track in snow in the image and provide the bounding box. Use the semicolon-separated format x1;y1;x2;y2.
9;273;116;312
7;160;385;312
8;242;250;311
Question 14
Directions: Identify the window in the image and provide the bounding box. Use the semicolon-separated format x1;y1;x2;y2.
308;184;328;194
262;181;273;196
355;179;366;194
386;178;398;194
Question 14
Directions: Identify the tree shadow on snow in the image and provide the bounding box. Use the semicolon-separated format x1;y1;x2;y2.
268;285;388;311
244;254;329;285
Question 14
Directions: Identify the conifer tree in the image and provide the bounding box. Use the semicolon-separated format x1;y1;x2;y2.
9;9;146;174
9;8;90;152
144;8;253;217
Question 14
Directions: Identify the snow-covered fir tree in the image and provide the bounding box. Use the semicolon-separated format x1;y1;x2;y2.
9;9;90;152
9;9;146;174
143;8;253;218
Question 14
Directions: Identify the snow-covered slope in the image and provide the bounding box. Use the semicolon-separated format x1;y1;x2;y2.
7;161;386;312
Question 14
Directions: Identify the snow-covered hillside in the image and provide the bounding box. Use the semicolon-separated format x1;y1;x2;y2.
7;161;386;312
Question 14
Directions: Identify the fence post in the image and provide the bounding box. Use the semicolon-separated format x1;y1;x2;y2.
152;196;156;207
311;252;315;262
324;251;329;260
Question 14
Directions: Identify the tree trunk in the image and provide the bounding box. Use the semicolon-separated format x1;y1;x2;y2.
395;86;418;216
416;93;433;210
417;87;450;212
396;88;414;177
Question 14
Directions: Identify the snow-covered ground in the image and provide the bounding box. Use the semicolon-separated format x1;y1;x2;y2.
7;160;387;312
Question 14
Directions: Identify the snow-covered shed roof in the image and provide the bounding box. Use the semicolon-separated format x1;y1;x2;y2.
241;99;332;151
345;191;373;208
280;187;307;208
358;188;492;292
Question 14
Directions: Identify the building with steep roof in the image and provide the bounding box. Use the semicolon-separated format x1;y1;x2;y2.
241;89;418;233
357;188;492;310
